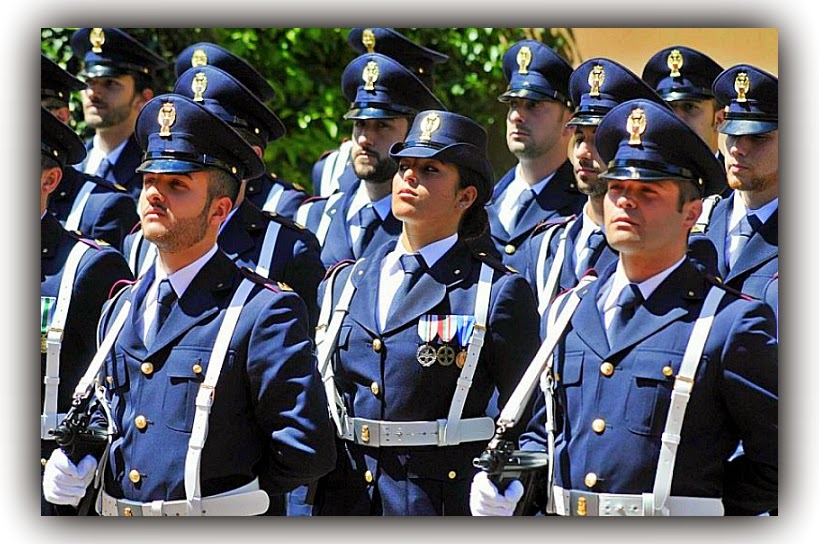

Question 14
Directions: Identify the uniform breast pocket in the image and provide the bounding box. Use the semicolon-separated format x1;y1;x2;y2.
161;348;212;432
557;351;584;429
624;350;683;437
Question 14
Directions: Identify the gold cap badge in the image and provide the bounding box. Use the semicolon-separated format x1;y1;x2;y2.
191;48;208;68
362;29;376;54
90;28;105;54
734;72;750;103
589;64;605;97
191;72;208;102
667;49;684;78
363;60;379;91
158;101;177;138
516;46;532;75
627;107;647;146
419;112;441;141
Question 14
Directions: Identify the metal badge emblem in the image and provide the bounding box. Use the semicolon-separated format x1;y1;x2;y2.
191;49;208;68
667;49;684;78
90;28;105;54
191;72;208;102
436;344;456;366
419;112;441;141
627;107;647;146
516;46;532;75
158;102;177;138
588;64;605;97
734;72;750;103
363;61;379;91
417;344;437;367
362;29;376;54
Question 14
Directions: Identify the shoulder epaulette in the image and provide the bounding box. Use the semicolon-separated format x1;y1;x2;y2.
472;250;515;275
240;266;281;293
108;278;136;300
262;210;307;231
324;259;355;280
705;273;756;301
531;213;577;237
67;230;102;250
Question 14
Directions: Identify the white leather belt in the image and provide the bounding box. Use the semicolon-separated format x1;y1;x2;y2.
99;477;269;516
552;486;724;516
340;416;494;447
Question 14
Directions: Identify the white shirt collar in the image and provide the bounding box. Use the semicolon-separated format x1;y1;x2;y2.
347;183;392;222
602;256;686;314
153;244;219;300
729;195;778;232
84;136;129;176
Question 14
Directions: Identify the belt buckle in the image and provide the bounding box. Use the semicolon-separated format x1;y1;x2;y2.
354;418;380;446
569;490;599;516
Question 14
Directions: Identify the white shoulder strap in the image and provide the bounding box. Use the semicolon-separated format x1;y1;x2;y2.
537;219;575;316
261;183;285;214
645;286;726;516
41;241;92;439
185;278;256;515
127;230;157;278
64;181;95;232
253;220;282;278
294;201;312;229
319;141;353;197
316;192;345;246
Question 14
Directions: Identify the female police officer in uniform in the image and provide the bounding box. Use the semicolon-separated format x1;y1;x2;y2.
311;111;540;516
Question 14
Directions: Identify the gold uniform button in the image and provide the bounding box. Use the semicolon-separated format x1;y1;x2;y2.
41;458;47;467
592;418;606;434
448;471;457;480
584;472;598;488
504;244;516;255
364;470;374;483
128;469;142;483
192;364;203;374
141;362;154;375
135;415;148;430
600;362;614;377
372;338;383;353
370;382;380;396
662;365;674;377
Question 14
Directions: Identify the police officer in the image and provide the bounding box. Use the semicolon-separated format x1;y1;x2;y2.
122;61;325;335
297;52;445;268
311;28;449;199
69;28;168;202
312;110;540;516
522;58;670;318
42;94;336;516
174;42;309;218
42;53;139;251
40;106;134;515
487;39;585;270
689;64;778;300
470;99;777;517
642;45;728;196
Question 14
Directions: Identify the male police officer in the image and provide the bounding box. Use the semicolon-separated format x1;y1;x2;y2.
297;52;445;268
42;94;336;516
70;28;168;202
175;42;309;218
689;64;778;301
311;28;449;198
40;107;134;515
522;58;670;318
487;39;585;270
470;99;777;517
42;54;139;251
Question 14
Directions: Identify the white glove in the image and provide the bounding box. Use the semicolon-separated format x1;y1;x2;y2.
42;449;98;506
470;470;525;516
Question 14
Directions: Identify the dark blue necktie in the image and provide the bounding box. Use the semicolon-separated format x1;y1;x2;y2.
95;157;113;180
353;205;379;258
387;253;426;321
145;279;176;347
512;189;536;229
575;229;606;277
728;213;761;269
607;283;642;345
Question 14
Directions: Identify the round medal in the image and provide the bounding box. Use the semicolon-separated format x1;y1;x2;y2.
437;344;456;366
416;344;437;367
455;349;468;369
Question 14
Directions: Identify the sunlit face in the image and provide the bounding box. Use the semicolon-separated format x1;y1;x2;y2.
392;157;474;236
669;99;720;151
80;75;146;130
724;130;779;195
139;171;218;253
571;125;607;197
604;179;700;258
350;117;410;183
506;98;571;159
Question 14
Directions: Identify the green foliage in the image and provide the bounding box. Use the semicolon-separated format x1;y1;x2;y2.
41;28;578;193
